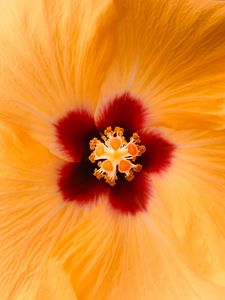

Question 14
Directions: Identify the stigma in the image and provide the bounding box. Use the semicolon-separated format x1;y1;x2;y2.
89;127;146;186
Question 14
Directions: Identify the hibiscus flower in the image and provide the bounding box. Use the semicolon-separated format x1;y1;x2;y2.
0;0;225;299
55;93;174;214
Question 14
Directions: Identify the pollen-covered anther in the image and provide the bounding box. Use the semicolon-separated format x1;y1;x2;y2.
89;127;146;185
89;137;99;150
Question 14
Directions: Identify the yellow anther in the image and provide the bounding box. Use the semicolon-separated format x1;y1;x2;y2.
114;127;124;136
131;133;141;143
138;145;146;155
104;126;113;137
89;127;146;185
133;164;142;172
125;171;134;181
105;174;117;186
94;169;104;179
89;153;95;163
89;137;99;150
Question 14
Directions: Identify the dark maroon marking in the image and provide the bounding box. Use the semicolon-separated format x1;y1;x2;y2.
139;130;175;174
108;172;151;214
56;94;175;215
55;110;98;161
96;93;148;136
58;160;108;204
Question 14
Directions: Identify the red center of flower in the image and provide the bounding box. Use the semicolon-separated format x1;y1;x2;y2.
55;93;175;215
89;127;146;186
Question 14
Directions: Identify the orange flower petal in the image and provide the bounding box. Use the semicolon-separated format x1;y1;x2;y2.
0;0;117;160
49;203;225;299
0;124;79;298
99;0;225;131
152;127;225;286
0;0;225;298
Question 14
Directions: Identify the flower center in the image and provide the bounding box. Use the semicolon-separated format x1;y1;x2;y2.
89;127;146;186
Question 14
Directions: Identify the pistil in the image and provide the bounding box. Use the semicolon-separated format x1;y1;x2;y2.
89;127;146;186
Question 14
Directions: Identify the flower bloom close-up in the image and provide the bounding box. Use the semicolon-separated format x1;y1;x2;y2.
0;0;225;299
